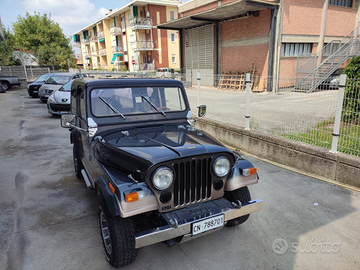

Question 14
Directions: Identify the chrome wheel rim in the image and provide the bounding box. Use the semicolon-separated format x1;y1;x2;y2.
100;211;112;255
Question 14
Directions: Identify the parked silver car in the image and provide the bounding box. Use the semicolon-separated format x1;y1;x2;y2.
39;73;83;103
47;80;74;115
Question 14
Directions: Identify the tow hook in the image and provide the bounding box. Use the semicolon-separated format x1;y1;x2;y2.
231;200;242;209
169;218;178;228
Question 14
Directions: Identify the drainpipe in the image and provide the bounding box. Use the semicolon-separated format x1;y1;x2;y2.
179;29;184;71
273;0;283;93
214;21;219;86
317;0;329;66
267;6;278;92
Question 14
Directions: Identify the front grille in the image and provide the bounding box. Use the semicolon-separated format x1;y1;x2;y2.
44;89;53;94
173;157;213;207
49;103;70;112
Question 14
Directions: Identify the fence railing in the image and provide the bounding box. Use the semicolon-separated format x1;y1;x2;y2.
189;72;359;157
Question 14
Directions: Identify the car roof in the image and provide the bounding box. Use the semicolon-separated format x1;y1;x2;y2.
80;78;184;88
50;73;79;76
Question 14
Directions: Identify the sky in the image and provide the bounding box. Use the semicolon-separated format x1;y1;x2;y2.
0;0;134;38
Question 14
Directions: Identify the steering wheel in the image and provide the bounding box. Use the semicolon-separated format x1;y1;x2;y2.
157;107;170;111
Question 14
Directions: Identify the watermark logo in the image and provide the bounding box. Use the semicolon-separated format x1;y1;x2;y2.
272;238;341;254
272;238;288;254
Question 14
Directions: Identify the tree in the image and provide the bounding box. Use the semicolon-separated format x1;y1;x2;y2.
0;27;21;66
343;56;360;122
12;12;76;69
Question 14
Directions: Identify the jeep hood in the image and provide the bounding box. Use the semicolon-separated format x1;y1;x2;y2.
94;125;231;178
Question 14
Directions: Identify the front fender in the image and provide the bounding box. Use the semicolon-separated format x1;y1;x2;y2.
95;176;121;216
99;165;159;218
224;159;259;191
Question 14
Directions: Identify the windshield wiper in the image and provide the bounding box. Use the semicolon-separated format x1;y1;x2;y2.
141;95;166;117
99;96;126;120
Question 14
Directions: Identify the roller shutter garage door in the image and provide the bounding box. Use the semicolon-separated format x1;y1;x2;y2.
185;25;214;86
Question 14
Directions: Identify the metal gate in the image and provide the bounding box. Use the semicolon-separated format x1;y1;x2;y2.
185;25;214;86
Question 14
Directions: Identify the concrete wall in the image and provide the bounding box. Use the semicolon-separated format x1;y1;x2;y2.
196;118;360;188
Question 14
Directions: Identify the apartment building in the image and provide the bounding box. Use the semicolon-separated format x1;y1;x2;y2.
158;0;360;91
73;0;181;72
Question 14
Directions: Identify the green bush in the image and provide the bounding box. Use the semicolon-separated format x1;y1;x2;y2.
343;56;360;122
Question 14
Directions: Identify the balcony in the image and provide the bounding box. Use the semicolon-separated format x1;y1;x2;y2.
99;48;107;56
74;41;81;48
98;31;105;38
83;52;91;58
130;17;152;31
91;50;99;57
132;41;154;51
112;46;123;54
110;26;122;36
133;63;155;71
81;38;90;44
89;36;98;42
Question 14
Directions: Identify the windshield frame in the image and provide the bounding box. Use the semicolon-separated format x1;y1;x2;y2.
90;86;187;119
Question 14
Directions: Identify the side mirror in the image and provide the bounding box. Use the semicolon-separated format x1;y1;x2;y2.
197;105;207;118
61;113;75;128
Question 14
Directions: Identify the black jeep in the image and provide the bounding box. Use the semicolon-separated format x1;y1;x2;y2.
61;78;263;268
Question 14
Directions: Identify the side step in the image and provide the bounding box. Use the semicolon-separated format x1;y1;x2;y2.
81;169;94;189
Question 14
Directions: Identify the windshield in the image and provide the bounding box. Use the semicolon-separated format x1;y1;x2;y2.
45;75;71;85
35;74;52;82
91;87;186;117
59;80;73;92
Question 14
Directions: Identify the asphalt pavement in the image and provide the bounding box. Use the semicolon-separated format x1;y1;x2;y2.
0;86;359;270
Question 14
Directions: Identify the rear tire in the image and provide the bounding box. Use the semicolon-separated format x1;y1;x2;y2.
98;198;137;268
1;82;10;91
73;145;84;179
225;187;251;227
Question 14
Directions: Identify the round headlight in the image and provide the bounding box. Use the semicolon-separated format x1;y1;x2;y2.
152;167;173;190
213;156;231;177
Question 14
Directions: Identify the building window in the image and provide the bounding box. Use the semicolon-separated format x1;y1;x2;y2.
170;10;175;21
172;54;176;64
171;33;175;42
329;0;352;8
323;42;341;56
281;43;312;57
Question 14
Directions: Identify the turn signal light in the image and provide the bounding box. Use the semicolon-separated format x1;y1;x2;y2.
108;182;115;194
241;167;257;176
125;192;139;203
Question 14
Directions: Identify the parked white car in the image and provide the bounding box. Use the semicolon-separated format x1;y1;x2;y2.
155;68;178;79
39;73;83;103
47;80;74;115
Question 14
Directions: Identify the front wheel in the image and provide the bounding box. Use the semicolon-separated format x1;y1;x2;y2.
224;187;251;227
98;198;137;268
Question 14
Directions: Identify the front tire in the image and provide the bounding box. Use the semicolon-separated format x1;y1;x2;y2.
225;187;251;227
98;198;137;268
73;145;84;179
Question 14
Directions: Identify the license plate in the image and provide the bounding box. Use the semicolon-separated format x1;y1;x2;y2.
192;214;224;236
33;90;38;93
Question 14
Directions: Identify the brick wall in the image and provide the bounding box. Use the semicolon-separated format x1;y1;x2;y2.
221;44;269;76
326;5;357;36
282;0;323;35
282;0;357;36
220;9;271;76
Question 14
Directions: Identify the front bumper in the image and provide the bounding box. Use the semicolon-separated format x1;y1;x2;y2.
47;103;70;115
135;197;263;249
